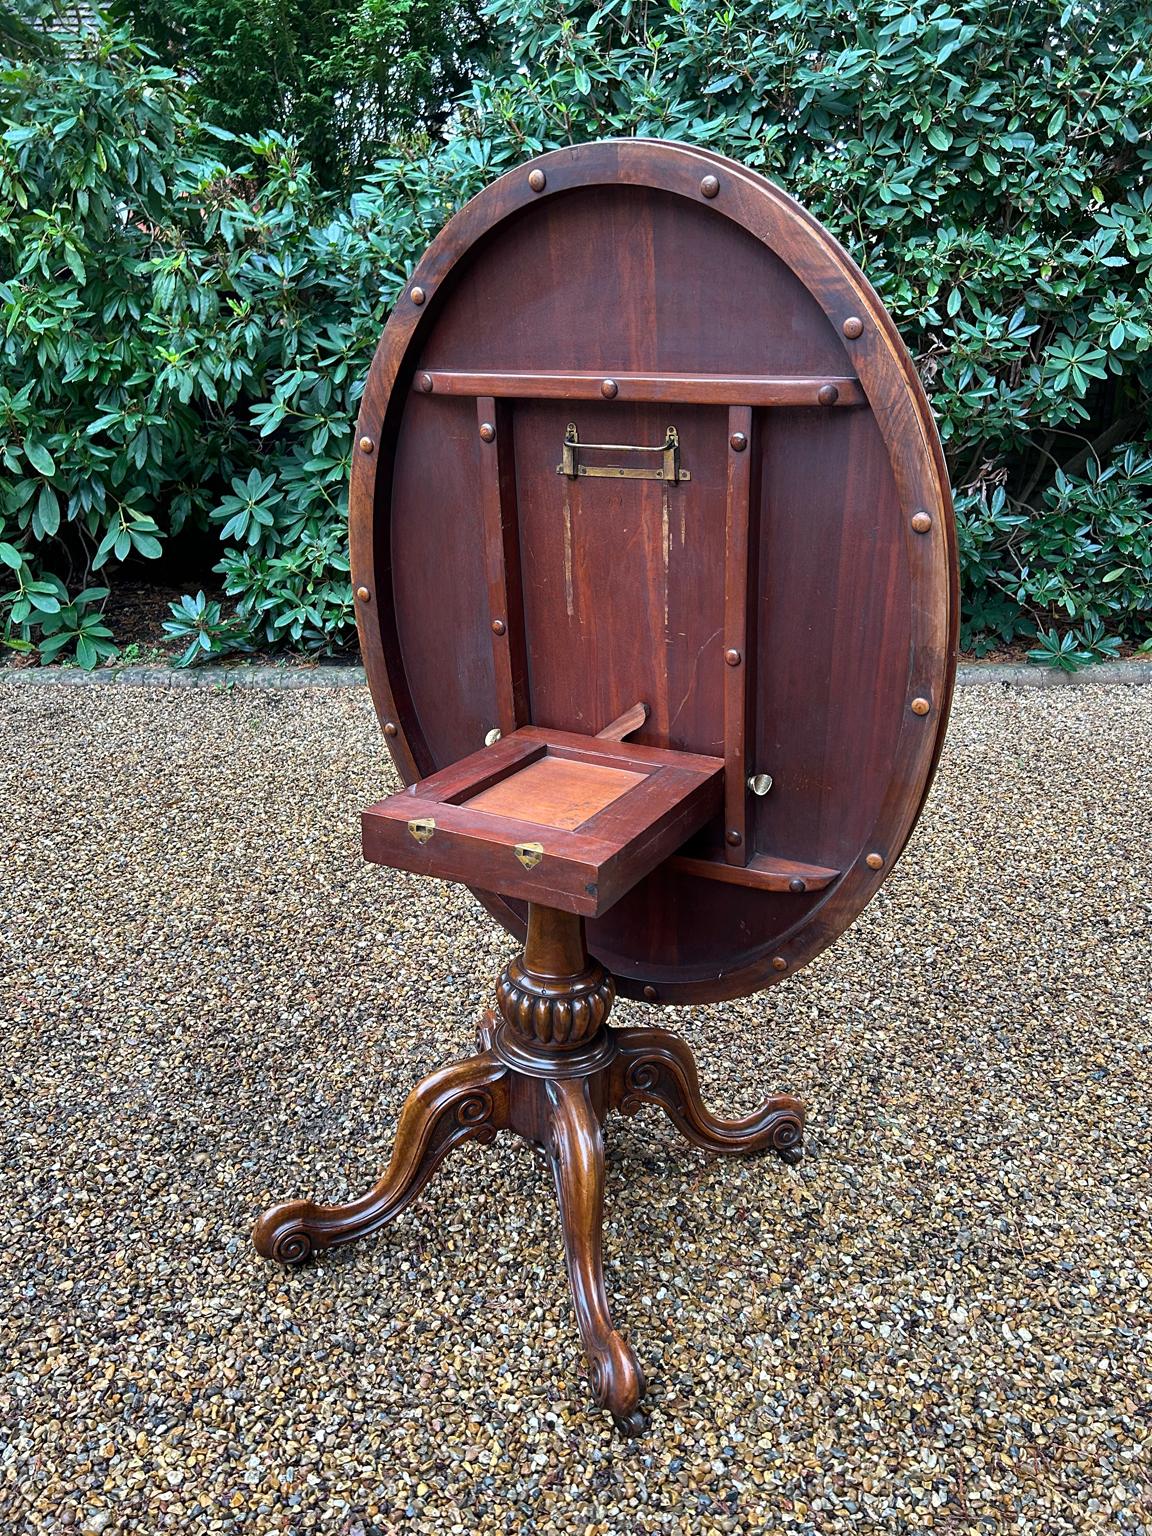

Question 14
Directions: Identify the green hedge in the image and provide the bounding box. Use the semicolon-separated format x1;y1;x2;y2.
1;1;1150;668
112;0;490;190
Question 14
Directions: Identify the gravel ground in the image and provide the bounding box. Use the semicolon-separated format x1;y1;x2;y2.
1;683;1150;1536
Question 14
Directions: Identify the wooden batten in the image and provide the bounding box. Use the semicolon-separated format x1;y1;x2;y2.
417;370;866;408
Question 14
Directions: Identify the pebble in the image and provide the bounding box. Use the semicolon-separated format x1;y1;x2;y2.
0;683;1149;1533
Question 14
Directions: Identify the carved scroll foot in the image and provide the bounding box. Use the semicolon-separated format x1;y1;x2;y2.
545;1077;647;1434
253;1047;510;1265
611;1025;805;1163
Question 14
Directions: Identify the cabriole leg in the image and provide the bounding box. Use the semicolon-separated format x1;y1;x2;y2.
253;1046;510;1265
611;1025;805;1163
544;1075;647;1435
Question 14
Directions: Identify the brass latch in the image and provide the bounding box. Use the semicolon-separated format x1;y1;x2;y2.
407;817;435;844
557;424;691;484
514;841;544;870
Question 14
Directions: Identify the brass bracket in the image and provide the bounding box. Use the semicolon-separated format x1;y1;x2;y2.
407;817;435;844
514;841;544;870
557;424;691;484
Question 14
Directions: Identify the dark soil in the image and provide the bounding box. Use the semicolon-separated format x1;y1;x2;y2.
4;581;1145;671
6;582;357;669
85;584;1057;670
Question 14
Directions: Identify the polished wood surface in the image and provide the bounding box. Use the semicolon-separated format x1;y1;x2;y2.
349;138;958;1003
594;700;649;742
668;850;840;893
722;402;756;864
361;725;724;916
476;395;528;736
418;369;867;406
467;756;647;828
262;140;958;1434
255;905;804;1434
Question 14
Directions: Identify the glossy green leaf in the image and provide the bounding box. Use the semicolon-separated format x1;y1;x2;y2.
23;439;55;476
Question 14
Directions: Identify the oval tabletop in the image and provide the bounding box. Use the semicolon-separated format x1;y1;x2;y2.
349;139;958;1004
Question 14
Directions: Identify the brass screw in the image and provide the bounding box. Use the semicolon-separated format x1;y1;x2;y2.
911;696;931;715
355;585;370;602
643;985;658;1001
528;168;547;192
359;436;375;454
492;618;506;636
724;648;742;666
383;722;398;737
729;431;748;452
843;316;864;338
418;373;433;392
601;378;618;399
700;174;720;198
818;384;840;406
789;878;807;894
411;286;425;305
726;829;742;846
479;422;496;443
911;510;933;533
865;852;884;870
771;956;788;972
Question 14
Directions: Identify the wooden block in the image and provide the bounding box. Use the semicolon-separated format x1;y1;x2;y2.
362;727;723;917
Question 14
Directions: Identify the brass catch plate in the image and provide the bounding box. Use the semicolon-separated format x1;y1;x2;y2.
514;841;544;870
407;817;435;844
557;423;691;484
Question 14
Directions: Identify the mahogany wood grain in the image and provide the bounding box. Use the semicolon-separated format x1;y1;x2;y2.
361;726;723;917
511;398;726;753
611;1027;804;1161
722;404;755;865
595;701;649;741
252;1041;510;1264
349;139;957;1001
467;756;647;829
420;370;865;406
477;396;529;734
545;1075;646;1431
255;904;806;1434
668;851;839;892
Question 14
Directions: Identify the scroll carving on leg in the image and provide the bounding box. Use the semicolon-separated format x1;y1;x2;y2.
544;1076;647;1435
611;1026;805;1163
253;1047;510;1265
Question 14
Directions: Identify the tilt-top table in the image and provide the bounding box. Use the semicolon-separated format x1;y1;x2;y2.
254;140;958;1434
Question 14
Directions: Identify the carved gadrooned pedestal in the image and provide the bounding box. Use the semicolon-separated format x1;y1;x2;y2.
253;905;804;1433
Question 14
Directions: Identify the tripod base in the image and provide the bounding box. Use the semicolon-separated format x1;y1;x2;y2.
254;908;804;1433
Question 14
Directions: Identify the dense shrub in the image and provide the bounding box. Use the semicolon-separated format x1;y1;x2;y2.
1;0;1150;668
113;0;490;189
0;20;396;661
466;0;1152;661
